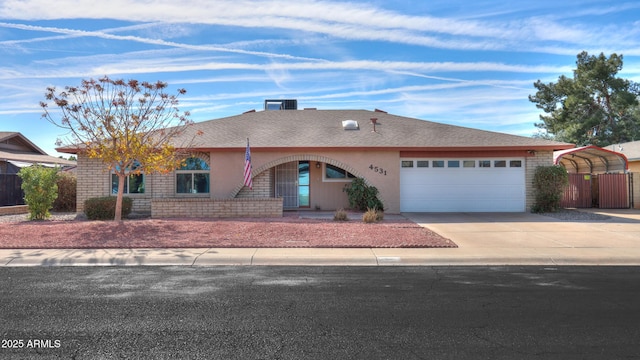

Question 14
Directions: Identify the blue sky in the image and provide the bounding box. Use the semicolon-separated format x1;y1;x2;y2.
1;0;639;156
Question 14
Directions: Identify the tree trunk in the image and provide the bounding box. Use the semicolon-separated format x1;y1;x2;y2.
115;173;125;222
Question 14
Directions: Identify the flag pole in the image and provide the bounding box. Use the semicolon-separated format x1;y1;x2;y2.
243;138;253;190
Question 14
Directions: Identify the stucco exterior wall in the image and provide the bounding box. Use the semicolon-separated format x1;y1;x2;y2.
221;150;401;213
76;149;551;215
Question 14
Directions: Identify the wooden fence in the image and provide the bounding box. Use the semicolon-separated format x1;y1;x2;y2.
0;174;24;206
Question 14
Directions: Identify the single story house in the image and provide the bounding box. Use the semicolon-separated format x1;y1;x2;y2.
59;101;573;217
608;140;640;173
1;131;76;209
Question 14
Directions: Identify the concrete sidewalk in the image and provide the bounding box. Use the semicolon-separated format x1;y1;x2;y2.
1;209;639;266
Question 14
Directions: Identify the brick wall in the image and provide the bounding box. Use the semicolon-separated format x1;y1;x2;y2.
236;169;273;198
0;205;28;216
151;198;283;218
76;156;109;212
76;155;153;214
525;150;553;211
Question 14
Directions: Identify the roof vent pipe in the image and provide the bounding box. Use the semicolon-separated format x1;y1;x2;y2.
371;118;378;132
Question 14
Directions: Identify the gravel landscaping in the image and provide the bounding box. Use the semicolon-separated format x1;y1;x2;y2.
0;212;456;249
538;209;611;221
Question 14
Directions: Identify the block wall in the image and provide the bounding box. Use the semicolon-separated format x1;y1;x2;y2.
151;198;283;218
525;150;553;211
76;155;152;214
76;156;110;212
0;205;28;216
236;169;273;198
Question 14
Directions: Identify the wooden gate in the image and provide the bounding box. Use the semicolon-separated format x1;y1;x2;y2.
598;173;630;209
561;173;592;208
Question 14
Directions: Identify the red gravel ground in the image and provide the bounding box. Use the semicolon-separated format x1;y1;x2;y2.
0;215;456;249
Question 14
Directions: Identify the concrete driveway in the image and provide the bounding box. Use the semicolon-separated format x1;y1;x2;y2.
402;209;640;265
1;210;638;267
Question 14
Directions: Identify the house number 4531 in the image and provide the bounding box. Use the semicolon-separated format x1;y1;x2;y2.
369;164;387;175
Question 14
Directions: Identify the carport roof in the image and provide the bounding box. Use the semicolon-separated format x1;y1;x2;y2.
554;145;628;174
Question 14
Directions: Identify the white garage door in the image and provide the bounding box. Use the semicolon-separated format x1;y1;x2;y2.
400;159;525;212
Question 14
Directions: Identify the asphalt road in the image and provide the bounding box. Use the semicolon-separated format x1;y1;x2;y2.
1;266;640;359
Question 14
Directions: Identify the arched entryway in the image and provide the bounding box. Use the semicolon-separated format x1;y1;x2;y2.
231;154;366;210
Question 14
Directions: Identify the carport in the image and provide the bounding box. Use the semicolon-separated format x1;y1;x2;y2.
554;146;631;208
554;145;628;174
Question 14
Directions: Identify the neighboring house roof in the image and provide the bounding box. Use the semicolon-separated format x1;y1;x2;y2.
179;109;574;151
0;131;47;154
0;132;76;167
56;109;574;153
554;145;628;173
605;140;640;162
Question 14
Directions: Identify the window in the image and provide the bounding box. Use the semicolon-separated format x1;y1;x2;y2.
324;164;356;181
463;160;476;168
479;160;491;168
176;157;210;194
510;160;522;168
417;161;429;168
448;160;460;168
111;161;144;194
401;161;414;168
494;160;507;168
433;160;445;168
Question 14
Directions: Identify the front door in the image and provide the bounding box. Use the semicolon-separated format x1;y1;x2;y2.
275;161;310;208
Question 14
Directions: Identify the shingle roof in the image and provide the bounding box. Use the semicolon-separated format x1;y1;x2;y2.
606;140;640;161
1;131;76;166
181;109;573;151
0;131;47;155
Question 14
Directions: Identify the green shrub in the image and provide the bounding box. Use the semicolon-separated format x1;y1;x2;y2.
85;196;132;220
531;165;569;213
53;172;77;212
343;178;384;211
362;207;384;223
333;208;349;221
18;165;59;220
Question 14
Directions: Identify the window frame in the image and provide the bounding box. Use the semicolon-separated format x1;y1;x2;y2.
110;161;145;195
176;157;211;194
322;163;356;182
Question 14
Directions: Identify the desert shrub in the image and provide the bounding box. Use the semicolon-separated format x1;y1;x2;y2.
18;165;59;220
85;196;132;220
53;172;77;212
343;178;384;211
362;207;384;223
531;165;569;213
333;208;349;221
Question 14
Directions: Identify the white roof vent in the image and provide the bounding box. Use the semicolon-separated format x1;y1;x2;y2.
342;120;359;130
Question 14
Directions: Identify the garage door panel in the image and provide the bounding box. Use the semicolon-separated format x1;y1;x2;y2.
400;158;525;212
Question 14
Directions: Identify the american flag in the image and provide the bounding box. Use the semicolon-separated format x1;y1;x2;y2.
243;138;252;189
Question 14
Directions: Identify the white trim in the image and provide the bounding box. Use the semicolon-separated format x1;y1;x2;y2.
7;160;58;168
321;163;355;182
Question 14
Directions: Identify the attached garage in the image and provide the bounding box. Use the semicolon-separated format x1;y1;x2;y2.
400;158;526;212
